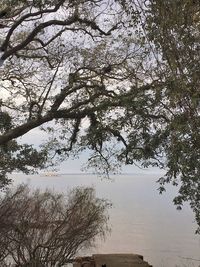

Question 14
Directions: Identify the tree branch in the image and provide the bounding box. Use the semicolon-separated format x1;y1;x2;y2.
1;15;118;60
1;0;66;52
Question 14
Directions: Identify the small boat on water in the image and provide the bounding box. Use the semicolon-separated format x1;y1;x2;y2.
41;172;60;177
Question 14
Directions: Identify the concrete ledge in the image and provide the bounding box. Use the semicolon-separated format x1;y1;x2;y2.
73;253;152;267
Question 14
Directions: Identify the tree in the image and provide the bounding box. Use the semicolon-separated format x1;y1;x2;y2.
147;0;200;233
120;0;200;232
0;0;141;180
0;0;200;232
0;184;110;266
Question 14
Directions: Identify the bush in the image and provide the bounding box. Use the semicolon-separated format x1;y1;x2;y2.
0;184;110;267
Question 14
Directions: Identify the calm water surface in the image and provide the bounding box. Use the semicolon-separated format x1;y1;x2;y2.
11;172;200;267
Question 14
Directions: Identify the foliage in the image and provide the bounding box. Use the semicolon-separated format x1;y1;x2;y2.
120;0;200;232
0;0;142;180
0;0;199;231
0;184;110;266
0;110;48;188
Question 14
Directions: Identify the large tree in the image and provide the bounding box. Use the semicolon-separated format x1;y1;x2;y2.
0;0;140;178
0;0;200;231
121;0;200;231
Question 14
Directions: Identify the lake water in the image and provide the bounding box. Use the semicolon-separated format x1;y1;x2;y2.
10;172;200;267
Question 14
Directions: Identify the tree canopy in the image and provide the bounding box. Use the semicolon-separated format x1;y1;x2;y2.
0;0;200;231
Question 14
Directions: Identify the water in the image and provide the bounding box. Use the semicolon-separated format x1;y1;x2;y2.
10;172;200;267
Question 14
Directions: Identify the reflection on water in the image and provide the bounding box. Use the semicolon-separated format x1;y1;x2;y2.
10;173;200;267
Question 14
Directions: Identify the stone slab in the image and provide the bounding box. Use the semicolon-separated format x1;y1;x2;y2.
93;254;152;267
73;254;152;267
